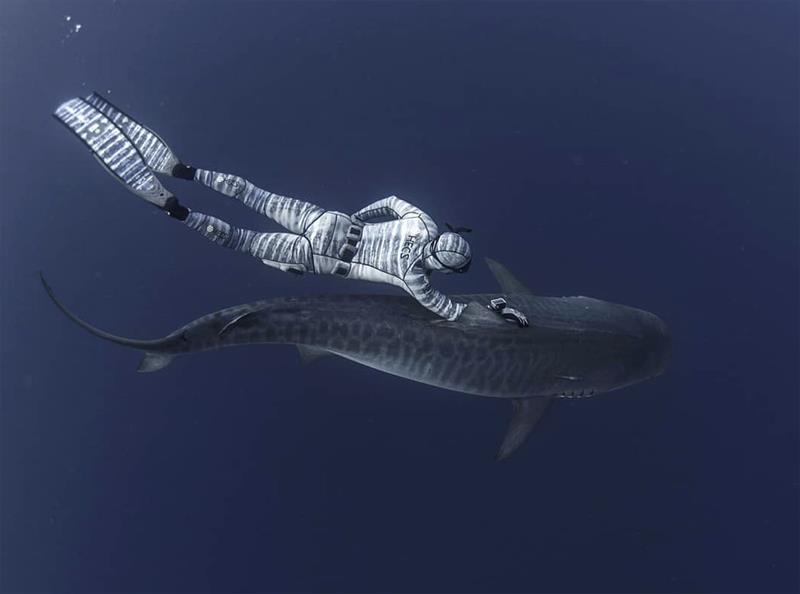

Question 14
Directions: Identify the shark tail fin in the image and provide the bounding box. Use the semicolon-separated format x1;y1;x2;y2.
496;397;552;461
138;353;173;373
40;272;171;350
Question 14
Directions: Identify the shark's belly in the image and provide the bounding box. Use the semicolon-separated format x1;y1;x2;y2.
325;328;547;399
339;352;532;398
313;315;646;400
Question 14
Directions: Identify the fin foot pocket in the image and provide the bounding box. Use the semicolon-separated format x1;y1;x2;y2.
163;196;190;221
171;163;197;180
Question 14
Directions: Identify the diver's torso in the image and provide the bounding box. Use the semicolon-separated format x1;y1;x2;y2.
302;212;436;288
302;211;352;274
349;216;436;290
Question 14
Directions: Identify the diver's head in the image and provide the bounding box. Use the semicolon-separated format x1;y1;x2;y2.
422;232;472;274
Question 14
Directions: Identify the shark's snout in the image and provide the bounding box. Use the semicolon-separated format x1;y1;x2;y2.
639;311;671;379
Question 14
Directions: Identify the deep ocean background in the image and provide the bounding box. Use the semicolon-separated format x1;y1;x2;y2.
1;2;798;593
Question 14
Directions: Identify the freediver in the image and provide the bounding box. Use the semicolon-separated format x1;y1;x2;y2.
55;94;472;320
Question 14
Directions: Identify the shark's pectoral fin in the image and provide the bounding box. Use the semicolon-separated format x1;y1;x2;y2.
485;258;533;295
137;352;173;373
496;397;552;461
296;345;334;365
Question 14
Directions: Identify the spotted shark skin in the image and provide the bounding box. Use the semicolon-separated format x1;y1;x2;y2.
42;280;669;401
41;260;671;458
156;293;667;398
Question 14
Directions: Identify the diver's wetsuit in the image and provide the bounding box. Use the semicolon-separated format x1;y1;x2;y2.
185;171;467;320
53;93;470;321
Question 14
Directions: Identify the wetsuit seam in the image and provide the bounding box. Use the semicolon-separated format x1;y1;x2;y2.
302;210;326;234
403;256;425;282
418;215;434;239
358;207;402;221
302;235;316;273
434;249;467;257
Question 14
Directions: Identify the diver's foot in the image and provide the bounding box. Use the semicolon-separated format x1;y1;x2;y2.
171;163;197;180
163;197;191;221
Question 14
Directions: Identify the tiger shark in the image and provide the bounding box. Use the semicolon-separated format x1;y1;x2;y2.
40;258;670;459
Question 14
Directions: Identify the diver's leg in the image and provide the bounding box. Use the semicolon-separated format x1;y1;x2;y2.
59;94;324;234
182;210;314;274
174;166;325;235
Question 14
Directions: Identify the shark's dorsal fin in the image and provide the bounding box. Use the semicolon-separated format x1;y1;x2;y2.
496;397;552;461
138;352;173;373
485;258;532;295
297;345;333;365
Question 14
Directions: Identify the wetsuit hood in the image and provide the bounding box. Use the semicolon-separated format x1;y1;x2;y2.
422;232;472;273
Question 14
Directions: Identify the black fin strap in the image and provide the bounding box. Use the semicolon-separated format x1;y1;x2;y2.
163;196;190;221
172;163;197;180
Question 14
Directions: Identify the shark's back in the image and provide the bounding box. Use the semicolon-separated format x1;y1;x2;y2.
40;260;670;459
258;291;668;399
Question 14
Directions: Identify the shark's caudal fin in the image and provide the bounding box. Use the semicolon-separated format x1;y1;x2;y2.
485;258;533;295
496;398;552;461
40;273;171;351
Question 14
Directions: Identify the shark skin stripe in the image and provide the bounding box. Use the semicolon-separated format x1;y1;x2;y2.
42;285;670;401
40;260;670;459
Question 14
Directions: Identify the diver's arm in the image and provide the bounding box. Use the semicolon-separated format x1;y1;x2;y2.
404;271;467;321
353;196;425;222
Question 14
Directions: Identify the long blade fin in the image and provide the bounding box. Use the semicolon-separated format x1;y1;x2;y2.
85;92;180;175
53;97;172;207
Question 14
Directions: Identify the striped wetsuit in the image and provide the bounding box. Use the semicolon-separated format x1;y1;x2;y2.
185;170;466;321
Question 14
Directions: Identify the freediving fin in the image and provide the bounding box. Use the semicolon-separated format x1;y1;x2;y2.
137;352;173;373
496;398;551;461
85;92;181;176
485;258;533;295
296;345;333;365
54;97;173;208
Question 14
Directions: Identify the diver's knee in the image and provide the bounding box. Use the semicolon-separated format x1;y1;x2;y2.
186;212;232;245
214;173;248;197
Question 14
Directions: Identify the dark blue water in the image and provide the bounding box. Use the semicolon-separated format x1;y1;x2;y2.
2;2;797;592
